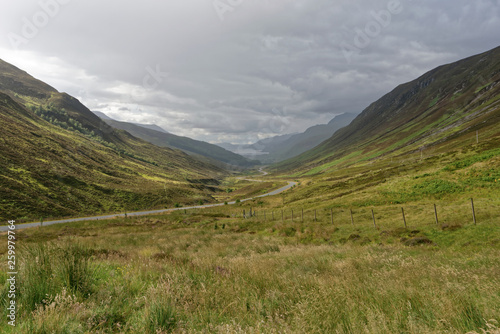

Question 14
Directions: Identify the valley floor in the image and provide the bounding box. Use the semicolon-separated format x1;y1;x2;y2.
0;202;498;333
1;141;499;333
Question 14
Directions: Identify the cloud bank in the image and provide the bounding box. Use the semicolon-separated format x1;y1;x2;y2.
1;0;499;144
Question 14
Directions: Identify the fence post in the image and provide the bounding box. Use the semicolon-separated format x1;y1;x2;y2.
314;209;317;222
401;207;407;228
243;209;246;219
471;198;477;225
350;209;354;225
371;209;377;229
281;210;284;223
301;208;304;223
434;204;438;225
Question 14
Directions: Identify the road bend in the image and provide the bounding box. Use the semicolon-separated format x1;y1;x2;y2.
1;176;296;231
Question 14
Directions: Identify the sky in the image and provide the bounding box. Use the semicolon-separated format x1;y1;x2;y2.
0;0;499;145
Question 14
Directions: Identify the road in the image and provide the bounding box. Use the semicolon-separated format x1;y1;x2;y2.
1;176;296;231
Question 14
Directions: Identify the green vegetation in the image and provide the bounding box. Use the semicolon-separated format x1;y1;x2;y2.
103;118;258;167
0;201;498;333
0;60;230;222
428;95;440;108
29;104;96;137
445;147;500;171
1;130;498;332
275;45;500;175
27;104;158;166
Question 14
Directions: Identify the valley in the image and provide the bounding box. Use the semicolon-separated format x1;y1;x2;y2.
0;45;499;333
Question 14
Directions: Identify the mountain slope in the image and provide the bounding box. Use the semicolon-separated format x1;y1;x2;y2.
93;110;170;133
276;45;500;174
220;113;357;163
254;113;357;163
0;59;227;221
101;117;257;167
133;123;169;133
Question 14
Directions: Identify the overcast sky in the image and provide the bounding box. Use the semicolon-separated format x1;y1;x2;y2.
0;0;499;144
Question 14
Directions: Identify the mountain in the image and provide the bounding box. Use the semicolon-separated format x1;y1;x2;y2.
93;111;170;134
133;123;169;134
92;110;113;120
226;113;357;163
100;117;258;167
0;59;227;221
275;46;500;174
251;113;357;163
216;133;297;157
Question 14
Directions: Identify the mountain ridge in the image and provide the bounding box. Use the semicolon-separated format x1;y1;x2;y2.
275;45;500;174
0;58;228;221
220;113;358;163
100;117;258;167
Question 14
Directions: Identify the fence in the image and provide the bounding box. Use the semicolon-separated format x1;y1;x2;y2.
229;197;498;230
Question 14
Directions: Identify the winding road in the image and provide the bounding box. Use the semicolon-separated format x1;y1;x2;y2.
1;172;296;231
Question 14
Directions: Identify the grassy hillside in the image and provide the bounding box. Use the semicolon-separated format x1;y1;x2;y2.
102;118;258;167
275;46;500;174
0;60;228;222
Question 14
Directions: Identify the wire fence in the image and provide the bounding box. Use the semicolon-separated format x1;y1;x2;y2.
205;197;499;230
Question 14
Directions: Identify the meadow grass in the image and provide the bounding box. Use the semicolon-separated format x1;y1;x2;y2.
0;208;498;333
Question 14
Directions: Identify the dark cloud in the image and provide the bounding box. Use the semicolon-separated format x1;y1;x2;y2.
1;0;499;144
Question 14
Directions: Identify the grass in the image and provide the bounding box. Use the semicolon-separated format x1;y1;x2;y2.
0;141;498;333
0;194;498;333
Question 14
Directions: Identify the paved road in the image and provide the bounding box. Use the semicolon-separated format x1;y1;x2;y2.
0;178;296;231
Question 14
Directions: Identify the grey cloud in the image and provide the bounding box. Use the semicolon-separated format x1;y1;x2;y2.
0;0;499;144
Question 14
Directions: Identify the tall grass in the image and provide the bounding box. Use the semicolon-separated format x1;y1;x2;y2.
144;294;177;334
0;217;497;333
17;241;96;315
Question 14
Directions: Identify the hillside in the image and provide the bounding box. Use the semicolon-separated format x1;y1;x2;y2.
100;117;257;167
0;59;227;221
252;113;357;163
275;46;500;174
218;113;357;163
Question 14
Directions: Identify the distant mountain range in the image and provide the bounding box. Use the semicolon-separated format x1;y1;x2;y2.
276;45;500;174
95;113;258;167
219;113;357;163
